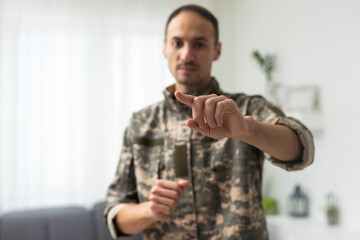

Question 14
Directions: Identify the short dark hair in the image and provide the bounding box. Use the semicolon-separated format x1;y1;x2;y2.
165;4;219;45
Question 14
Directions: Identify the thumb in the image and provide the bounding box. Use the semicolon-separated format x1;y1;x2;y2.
178;180;190;189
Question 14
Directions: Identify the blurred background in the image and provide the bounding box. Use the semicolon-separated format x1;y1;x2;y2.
1;0;359;238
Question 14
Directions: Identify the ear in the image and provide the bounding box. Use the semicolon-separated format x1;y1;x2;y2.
213;42;222;61
163;39;168;59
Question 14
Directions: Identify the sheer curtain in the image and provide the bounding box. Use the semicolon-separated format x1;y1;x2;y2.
0;0;201;212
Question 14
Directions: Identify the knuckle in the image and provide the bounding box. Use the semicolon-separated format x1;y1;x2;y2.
194;116;203;122
149;201;156;210
155;179;163;186
226;99;234;104
149;194;156;201
150;186;158;194
205;98;214;106
170;199;177;207
217;100;225;107
193;97;200;105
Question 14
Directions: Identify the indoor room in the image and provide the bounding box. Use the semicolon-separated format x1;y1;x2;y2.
1;0;359;239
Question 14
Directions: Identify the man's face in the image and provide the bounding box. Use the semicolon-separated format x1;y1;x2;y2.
163;11;221;91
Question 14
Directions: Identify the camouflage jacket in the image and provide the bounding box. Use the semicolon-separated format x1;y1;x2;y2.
104;78;314;240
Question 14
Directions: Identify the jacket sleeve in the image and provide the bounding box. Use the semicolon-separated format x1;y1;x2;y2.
247;96;315;171
103;126;139;239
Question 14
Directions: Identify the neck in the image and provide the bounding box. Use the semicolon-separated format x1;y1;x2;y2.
175;77;212;95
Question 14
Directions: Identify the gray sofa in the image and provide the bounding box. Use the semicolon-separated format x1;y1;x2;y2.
0;202;142;240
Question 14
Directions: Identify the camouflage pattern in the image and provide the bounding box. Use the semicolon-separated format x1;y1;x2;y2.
104;78;315;240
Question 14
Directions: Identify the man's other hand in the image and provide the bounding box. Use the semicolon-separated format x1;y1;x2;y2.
146;179;190;221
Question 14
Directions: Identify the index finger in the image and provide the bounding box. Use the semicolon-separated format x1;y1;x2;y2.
155;179;183;196
174;91;194;107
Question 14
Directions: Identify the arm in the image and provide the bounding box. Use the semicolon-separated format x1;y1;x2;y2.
105;125;191;237
236;116;302;161
175;91;301;161
114;202;156;235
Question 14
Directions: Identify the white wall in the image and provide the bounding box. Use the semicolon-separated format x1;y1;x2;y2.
212;0;360;231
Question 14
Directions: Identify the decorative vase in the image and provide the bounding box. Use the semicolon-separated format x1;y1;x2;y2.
325;193;339;226
327;212;339;225
265;81;280;106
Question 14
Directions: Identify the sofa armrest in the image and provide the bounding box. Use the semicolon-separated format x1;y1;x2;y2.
0;206;94;240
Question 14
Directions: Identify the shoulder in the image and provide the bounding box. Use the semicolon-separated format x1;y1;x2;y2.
132;101;164;120
127;100;165;136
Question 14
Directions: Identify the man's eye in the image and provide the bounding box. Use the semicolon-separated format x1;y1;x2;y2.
195;42;205;48
173;41;183;47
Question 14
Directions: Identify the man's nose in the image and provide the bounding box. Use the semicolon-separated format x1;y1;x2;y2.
179;45;195;62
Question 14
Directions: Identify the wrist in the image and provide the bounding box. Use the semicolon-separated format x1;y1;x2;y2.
233;116;259;145
142;201;158;221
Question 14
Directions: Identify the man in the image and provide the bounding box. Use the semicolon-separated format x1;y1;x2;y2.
104;4;314;240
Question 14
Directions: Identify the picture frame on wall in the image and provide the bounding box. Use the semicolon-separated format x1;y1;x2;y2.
282;86;320;113
281;85;323;132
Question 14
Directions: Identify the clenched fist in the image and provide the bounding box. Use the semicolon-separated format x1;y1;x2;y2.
146;179;190;221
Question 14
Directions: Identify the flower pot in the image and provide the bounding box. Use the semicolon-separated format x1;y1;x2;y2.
327;212;339;226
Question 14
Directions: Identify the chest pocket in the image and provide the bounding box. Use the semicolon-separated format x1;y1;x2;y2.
132;136;165;202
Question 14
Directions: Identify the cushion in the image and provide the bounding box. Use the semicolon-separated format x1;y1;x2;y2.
0;206;94;240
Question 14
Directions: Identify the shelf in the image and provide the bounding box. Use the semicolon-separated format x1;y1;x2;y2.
266;215;360;240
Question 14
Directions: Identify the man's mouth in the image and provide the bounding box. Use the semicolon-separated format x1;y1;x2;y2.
178;66;196;72
176;62;198;72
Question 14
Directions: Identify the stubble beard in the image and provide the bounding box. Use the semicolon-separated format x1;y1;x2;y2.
175;74;211;94
174;61;211;93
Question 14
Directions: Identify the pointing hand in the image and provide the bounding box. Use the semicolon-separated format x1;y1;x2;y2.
175;91;251;139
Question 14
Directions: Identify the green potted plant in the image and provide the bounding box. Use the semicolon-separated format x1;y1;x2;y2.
325;193;339;225
262;197;277;215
